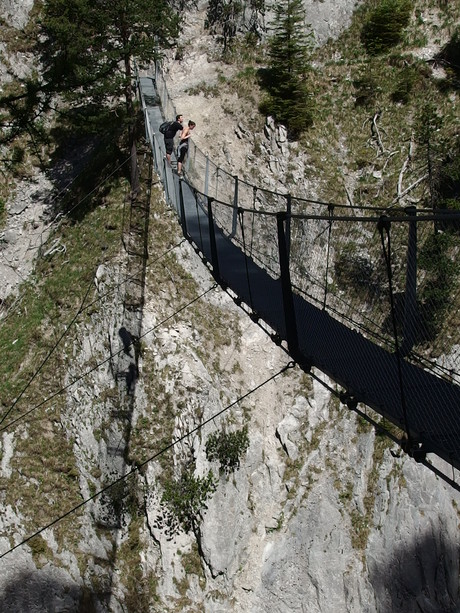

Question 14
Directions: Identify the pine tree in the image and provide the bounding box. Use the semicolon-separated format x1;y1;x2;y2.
0;0;179;149
40;0;179;120
259;0;313;138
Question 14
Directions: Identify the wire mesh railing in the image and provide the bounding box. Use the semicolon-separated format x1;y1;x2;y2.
142;65;460;384
137;67;460;474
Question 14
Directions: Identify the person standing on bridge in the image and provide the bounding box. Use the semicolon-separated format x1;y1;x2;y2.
164;114;184;165
176;120;196;176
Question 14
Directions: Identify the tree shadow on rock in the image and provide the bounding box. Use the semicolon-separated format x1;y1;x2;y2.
0;568;101;612
368;528;459;612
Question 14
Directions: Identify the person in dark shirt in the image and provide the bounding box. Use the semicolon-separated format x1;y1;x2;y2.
164;114;183;164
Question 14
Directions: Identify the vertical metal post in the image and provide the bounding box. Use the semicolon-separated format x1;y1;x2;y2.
179;178;187;236
207;197;220;281
286;194;292;255
205;156;210;196
401;206;418;356
231;175;238;238
277;211;299;357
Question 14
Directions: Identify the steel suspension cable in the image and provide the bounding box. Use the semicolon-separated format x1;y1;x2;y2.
0;283;217;434
250;186;257;256
0;360;295;560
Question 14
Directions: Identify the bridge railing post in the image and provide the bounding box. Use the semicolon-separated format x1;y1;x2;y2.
178;178;187;235
230;175;238;238
207;197;220;281
401;206;418;356
277;211;299;358
205;156;210;197
285;193;292;255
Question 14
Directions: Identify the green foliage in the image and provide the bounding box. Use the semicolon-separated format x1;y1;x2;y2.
361;0;413;55
418;232;458;338
40;0;178;112
334;243;386;300
205;0;243;52
259;0;314;138
436;27;460;90
205;425;250;474
353;68;380;108
0;77;50;149
0;0;179;150
161;469;217;534
391;64;418;104
435;141;460;223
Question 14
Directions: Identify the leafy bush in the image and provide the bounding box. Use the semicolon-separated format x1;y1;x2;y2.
334;243;386;300
161;469;217;534
391;65;418;104
205;425;250;474
361;0;413;55
437;147;460;221
353;70;379;108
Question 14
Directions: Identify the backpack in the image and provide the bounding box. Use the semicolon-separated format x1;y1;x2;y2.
159;120;173;135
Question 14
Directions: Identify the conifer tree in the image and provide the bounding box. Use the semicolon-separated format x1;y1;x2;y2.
0;0;179;147
259;0;313;138
40;0;179;121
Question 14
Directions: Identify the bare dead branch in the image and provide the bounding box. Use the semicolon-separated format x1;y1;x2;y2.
371;111;385;155
391;172;429;206
397;137;414;198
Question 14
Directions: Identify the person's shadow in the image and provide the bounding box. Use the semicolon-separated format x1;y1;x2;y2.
118;326;133;356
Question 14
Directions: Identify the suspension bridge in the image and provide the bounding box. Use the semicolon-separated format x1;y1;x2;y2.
137;68;460;487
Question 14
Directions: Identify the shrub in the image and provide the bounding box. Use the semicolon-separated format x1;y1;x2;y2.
361;0;413;55
205;425;250;474
353;70;379;108
334;242;386;300
437;148;460;221
435;27;460;90
391;65;418;104
161;469;217;534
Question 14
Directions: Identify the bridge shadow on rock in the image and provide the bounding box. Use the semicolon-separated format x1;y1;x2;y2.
368;528;460;612
0;568;102;612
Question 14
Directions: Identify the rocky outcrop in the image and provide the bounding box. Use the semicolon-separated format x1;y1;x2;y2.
0;0;33;29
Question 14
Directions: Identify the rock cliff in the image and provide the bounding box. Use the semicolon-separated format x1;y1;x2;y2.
0;1;459;612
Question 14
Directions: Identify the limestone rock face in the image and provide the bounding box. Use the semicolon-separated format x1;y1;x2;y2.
1;1;460;612
0;0;33;29
303;0;363;45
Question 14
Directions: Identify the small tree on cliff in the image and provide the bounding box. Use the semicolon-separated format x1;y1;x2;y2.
259;0;313;139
